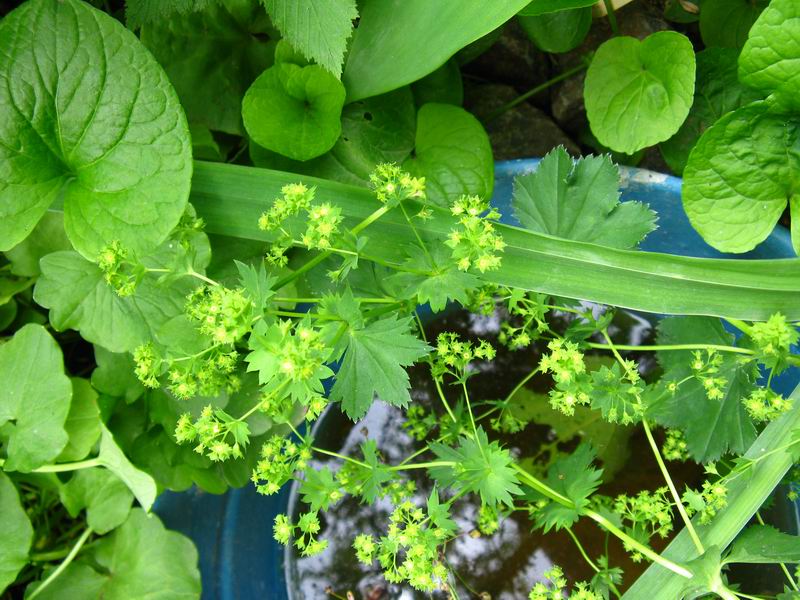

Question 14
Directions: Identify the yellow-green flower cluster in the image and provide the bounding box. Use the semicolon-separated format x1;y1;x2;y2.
301;202;342;249
689;349;727;400
540;339;591;416
258;183;315;231
614;487;673;541
684;479;728;525
445;195;505;272
662;429;689;461
742;388;792;423
432;332;495;380
252;434;312;495
749;313;799;372
369;163;426;205
133;342;162;388
186;285;253;345
529;566;600;600
273;512;328;557
359;500;450;593
403;404;436;441
499;291;550;349
477;503;499;535
97;240;140;297
174;406;248;462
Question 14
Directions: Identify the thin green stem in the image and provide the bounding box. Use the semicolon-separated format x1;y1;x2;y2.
272;252;330;291
238;380;290;422
187;269;219;287
600;329;705;554
389;461;455;471
566;527;600;572
485;60;590;122
643;419;705;554
351;203;392;236
34;458;101;473
584;509;693;579
313;447;371;470
503;366;540;404
512;464;571;506
267;310;338;320
724;318;750;335
586;342;754;356
603;0;620;35
29;528;93;599
433;377;458;424
399;201;435;266
461;380;483;458
273;297;396;304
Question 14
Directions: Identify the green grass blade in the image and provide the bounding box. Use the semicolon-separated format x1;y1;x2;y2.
624;384;800;598
190;161;800;320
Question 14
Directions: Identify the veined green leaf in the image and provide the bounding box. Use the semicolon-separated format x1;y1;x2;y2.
660;48;764;176
724;525;800;565
140;0;274;136
0;0;192;259
518;0;598;16
739;0;800;102
403;103;494;207
185;161;800;321
682;102;800;254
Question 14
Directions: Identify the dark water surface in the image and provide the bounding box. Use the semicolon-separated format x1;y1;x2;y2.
286;306;704;599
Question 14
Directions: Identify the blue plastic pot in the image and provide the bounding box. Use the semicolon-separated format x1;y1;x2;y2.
155;159;799;599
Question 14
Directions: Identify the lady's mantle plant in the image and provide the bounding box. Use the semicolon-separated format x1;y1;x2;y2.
0;0;799;599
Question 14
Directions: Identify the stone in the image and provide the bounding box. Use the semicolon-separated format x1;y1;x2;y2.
461;20;552;111
464;83;580;160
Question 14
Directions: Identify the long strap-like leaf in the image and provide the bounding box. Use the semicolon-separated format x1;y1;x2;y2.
190;161;800;320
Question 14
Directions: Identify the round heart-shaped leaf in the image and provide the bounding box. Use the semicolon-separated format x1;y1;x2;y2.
242;62;346;161
584;31;696;154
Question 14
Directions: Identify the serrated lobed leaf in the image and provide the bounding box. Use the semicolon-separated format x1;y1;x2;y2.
724;524;800;564
331;315;430;420
262;0;357;77
513;147;656;249
649;317;757;462
430;428;522;507
535;443;603;531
